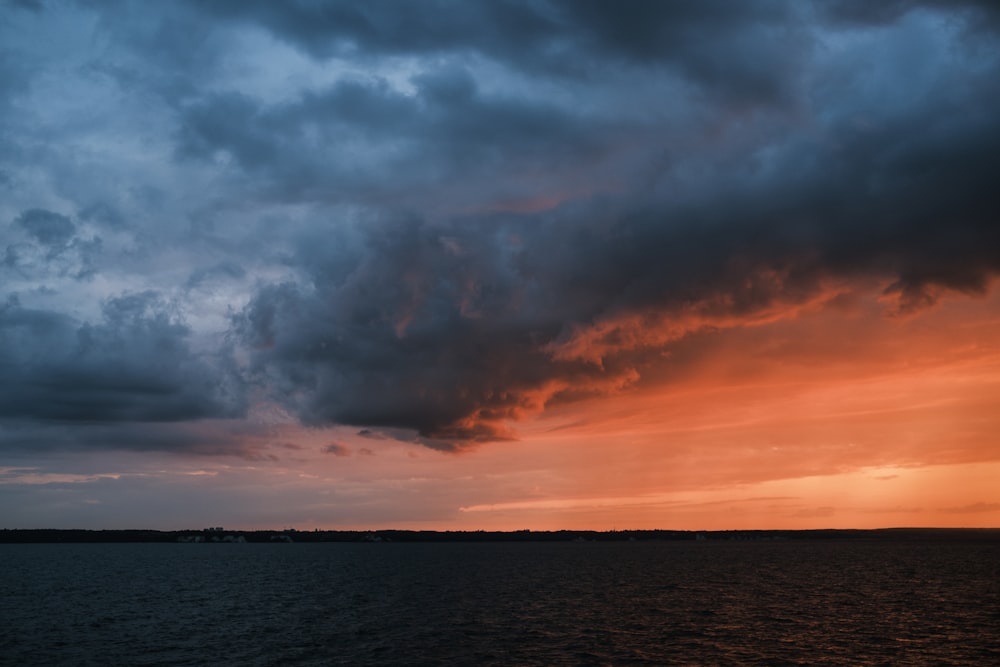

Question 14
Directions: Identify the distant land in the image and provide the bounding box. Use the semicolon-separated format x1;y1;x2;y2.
2;527;998;544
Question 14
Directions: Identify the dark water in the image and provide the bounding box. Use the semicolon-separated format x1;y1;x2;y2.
2;540;999;665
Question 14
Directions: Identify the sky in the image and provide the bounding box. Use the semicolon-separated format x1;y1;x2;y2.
1;0;999;531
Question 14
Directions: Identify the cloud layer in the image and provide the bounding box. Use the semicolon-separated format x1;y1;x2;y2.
2;0;999;452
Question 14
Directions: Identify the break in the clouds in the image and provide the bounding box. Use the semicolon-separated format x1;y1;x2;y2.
1;0;999;454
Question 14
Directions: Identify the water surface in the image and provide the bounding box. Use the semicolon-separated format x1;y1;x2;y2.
3;539;998;665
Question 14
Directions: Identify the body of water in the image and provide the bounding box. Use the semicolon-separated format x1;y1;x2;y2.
2;539;998;665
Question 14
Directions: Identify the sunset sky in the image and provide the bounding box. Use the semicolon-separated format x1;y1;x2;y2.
2;0;999;531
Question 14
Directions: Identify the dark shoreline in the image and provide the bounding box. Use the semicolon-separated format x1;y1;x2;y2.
2;527;998;544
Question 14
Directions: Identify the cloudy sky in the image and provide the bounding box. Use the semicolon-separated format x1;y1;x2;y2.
2;0;999;530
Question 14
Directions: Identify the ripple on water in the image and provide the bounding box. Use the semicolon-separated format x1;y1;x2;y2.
1;540;999;665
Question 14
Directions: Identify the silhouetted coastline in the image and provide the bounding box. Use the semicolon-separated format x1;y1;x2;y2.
2;527;997;544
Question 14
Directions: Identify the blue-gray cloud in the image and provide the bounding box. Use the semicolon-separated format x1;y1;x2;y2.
0;0;998;452
0;292;245;451
14;209;75;247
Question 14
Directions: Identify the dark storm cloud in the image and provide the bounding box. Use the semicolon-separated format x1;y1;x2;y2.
818;0;1000;27
235;213;654;443
0;292;245;451
232;2;1000;443
237;110;1000;442
189;0;802;105
173;67;600;209
3;1;999;452
554;0;803;105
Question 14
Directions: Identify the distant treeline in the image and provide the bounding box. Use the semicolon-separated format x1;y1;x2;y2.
1;527;998;544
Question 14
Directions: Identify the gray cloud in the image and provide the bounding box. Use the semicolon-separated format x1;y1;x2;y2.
4;208;103;282
185;260;247;290
185;0;805;106
0;292;245;452
1;1;997;452
5;0;43;12
171;67;605;213
14;209;75;247
324;442;351;457
233;54;1000;442
818;0;1000;27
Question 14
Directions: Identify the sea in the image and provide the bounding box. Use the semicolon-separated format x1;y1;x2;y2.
2;538;998;665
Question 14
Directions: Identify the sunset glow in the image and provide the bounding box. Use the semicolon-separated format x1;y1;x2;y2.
2;1;998;531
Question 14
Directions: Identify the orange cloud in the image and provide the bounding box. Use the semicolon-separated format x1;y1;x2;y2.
479;283;1000;525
